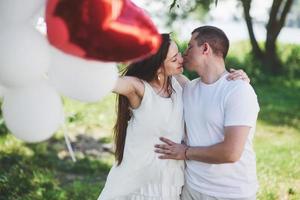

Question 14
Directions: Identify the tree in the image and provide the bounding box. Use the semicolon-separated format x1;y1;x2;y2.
170;0;295;75
167;0;214;27
240;0;294;74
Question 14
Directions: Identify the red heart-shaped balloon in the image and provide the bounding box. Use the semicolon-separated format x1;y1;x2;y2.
46;0;162;62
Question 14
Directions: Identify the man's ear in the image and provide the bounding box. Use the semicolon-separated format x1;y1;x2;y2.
203;43;209;55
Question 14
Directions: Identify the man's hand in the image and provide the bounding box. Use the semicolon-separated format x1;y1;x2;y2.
154;137;188;160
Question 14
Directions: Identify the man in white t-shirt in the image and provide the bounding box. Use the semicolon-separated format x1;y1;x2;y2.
155;26;260;199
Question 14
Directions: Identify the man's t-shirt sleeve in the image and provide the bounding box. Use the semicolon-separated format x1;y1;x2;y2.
224;82;260;127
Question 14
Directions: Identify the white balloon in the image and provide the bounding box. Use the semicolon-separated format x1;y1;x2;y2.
2;81;64;143
0;0;45;26
32;3;47;34
0;25;50;87
48;48;118;103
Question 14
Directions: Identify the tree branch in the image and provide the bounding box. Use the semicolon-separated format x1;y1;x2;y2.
266;0;282;33
170;0;218;10
170;0;178;10
240;0;263;58
276;0;294;36
266;0;294;44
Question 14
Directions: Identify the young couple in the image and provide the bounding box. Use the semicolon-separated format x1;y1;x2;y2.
98;26;260;200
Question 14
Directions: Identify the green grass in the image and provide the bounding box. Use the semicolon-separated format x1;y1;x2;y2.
0;79;300;199
0;134;111;200
252;79;300;199
255;122;300;199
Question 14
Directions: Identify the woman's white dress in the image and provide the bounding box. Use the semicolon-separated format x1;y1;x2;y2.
98;77;185;200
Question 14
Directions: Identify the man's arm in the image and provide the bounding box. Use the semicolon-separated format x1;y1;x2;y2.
185;126;250;163
155;126;251;164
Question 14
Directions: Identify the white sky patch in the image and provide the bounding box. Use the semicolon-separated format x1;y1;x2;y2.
133;0;300;44
208;0;273;22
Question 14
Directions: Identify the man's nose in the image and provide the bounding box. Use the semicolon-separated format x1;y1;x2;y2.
183;49;188;57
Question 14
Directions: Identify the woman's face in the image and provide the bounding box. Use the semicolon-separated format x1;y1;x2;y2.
161;41;184;76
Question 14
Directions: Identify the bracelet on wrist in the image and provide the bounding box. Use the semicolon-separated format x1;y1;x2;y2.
184;146;190;160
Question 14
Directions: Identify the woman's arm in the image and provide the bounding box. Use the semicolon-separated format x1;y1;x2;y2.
113;76;145;109
227;68;250;83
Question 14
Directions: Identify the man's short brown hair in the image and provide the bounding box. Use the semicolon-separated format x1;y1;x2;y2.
192;26;229;59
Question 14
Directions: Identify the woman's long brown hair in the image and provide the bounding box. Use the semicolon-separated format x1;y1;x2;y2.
114;34;173;165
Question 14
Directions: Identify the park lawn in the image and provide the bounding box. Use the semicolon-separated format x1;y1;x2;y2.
255;122;300;200
0;79;300;200
253;80;300;200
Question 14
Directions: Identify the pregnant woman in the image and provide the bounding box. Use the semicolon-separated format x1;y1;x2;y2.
98;33;248;200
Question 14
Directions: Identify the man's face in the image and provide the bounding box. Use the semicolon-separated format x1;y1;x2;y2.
183;33;204;71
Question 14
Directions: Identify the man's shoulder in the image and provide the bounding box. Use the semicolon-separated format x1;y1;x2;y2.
224;79;255;92
223;80;258;102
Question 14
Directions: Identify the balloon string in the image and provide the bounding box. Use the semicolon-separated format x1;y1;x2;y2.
62;123;77;162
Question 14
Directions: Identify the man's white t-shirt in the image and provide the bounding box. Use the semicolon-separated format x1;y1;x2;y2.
183;72;260;198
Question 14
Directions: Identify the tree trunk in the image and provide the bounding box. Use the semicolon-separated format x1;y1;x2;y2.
241;0;294;75
263;41;282;74
240;0;264;59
